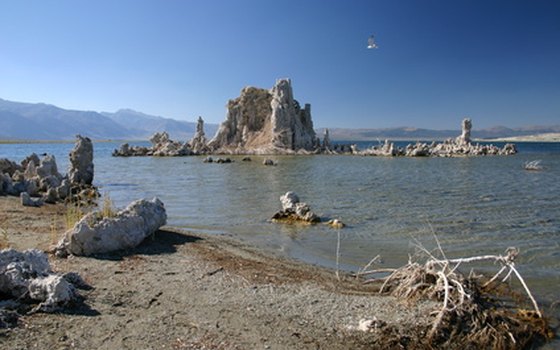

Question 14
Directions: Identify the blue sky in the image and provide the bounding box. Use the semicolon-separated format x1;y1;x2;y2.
1;0;559;129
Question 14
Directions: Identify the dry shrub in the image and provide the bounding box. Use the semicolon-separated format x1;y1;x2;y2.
101;193;117;219
64;204;85;230
360;246;553;349
0;227;9;249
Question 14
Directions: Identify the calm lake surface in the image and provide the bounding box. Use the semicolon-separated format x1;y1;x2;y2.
2;141;559;320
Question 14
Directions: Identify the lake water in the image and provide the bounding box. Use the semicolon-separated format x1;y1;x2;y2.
1;141;559;327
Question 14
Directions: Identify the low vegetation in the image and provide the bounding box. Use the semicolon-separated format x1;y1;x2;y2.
0;227;9;249
64;203;85;230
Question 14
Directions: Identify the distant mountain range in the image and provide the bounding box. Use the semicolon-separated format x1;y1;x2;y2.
1;97;558;141
0;98;218;141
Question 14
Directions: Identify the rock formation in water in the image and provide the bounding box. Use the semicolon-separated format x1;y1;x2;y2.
360;118;517;157
69;135;94;186
456;118;472;145
151;132;192;157
208;79;319;154
0;153;66;204
113;130;195;157
0;135;98;205
322;129;331;151
55;197;167;257
113;79;320;156
189;117;210;154
272;192;320;224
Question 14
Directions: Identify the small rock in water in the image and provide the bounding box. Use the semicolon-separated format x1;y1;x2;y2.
326;219;345;229
272;191;320;224
216;157;232;164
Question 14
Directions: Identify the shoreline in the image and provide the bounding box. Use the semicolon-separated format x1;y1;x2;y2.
0;196;554;348
0;195;436;348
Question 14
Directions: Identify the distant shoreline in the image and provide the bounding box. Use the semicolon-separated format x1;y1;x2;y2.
0;139;144;144
475;133;560;143
3;134;560;145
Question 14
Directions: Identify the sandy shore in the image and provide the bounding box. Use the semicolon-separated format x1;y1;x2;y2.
1;196;447;349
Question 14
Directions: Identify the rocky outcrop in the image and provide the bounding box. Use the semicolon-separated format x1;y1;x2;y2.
189;117;210;154
112;142;150;157
69;135;94;186
456;118;472;145
113;131;194;157
322;129;331;151
0;249;86;317
361;140;399;156
55;197;167;257
360;119;517;157
113;80;320;156
0;135;97;205
272;192;320;224
151;132;192;157
208;79;319;154
0;153;66;203
0;158;20;176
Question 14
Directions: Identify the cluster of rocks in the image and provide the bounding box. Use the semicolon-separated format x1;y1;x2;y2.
112;131;191;157
203;156;233;164
55;197;167;257
202;156;277;166
272;192;320;224
0;249;88;327
360;119;517;157
0;135;96;206
271;192;346;228
113;117;210;157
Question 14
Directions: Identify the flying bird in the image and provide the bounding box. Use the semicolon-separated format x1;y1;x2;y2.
367;35;378;49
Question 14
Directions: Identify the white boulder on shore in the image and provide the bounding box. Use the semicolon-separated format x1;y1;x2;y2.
0;249;79;313
55;197;167;257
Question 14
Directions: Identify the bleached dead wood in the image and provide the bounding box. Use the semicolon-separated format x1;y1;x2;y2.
359;245;542;340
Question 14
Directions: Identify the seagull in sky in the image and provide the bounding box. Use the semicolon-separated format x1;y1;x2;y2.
367;35;378;49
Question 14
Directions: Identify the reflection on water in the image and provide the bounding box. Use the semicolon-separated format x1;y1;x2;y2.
2;142;560;318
